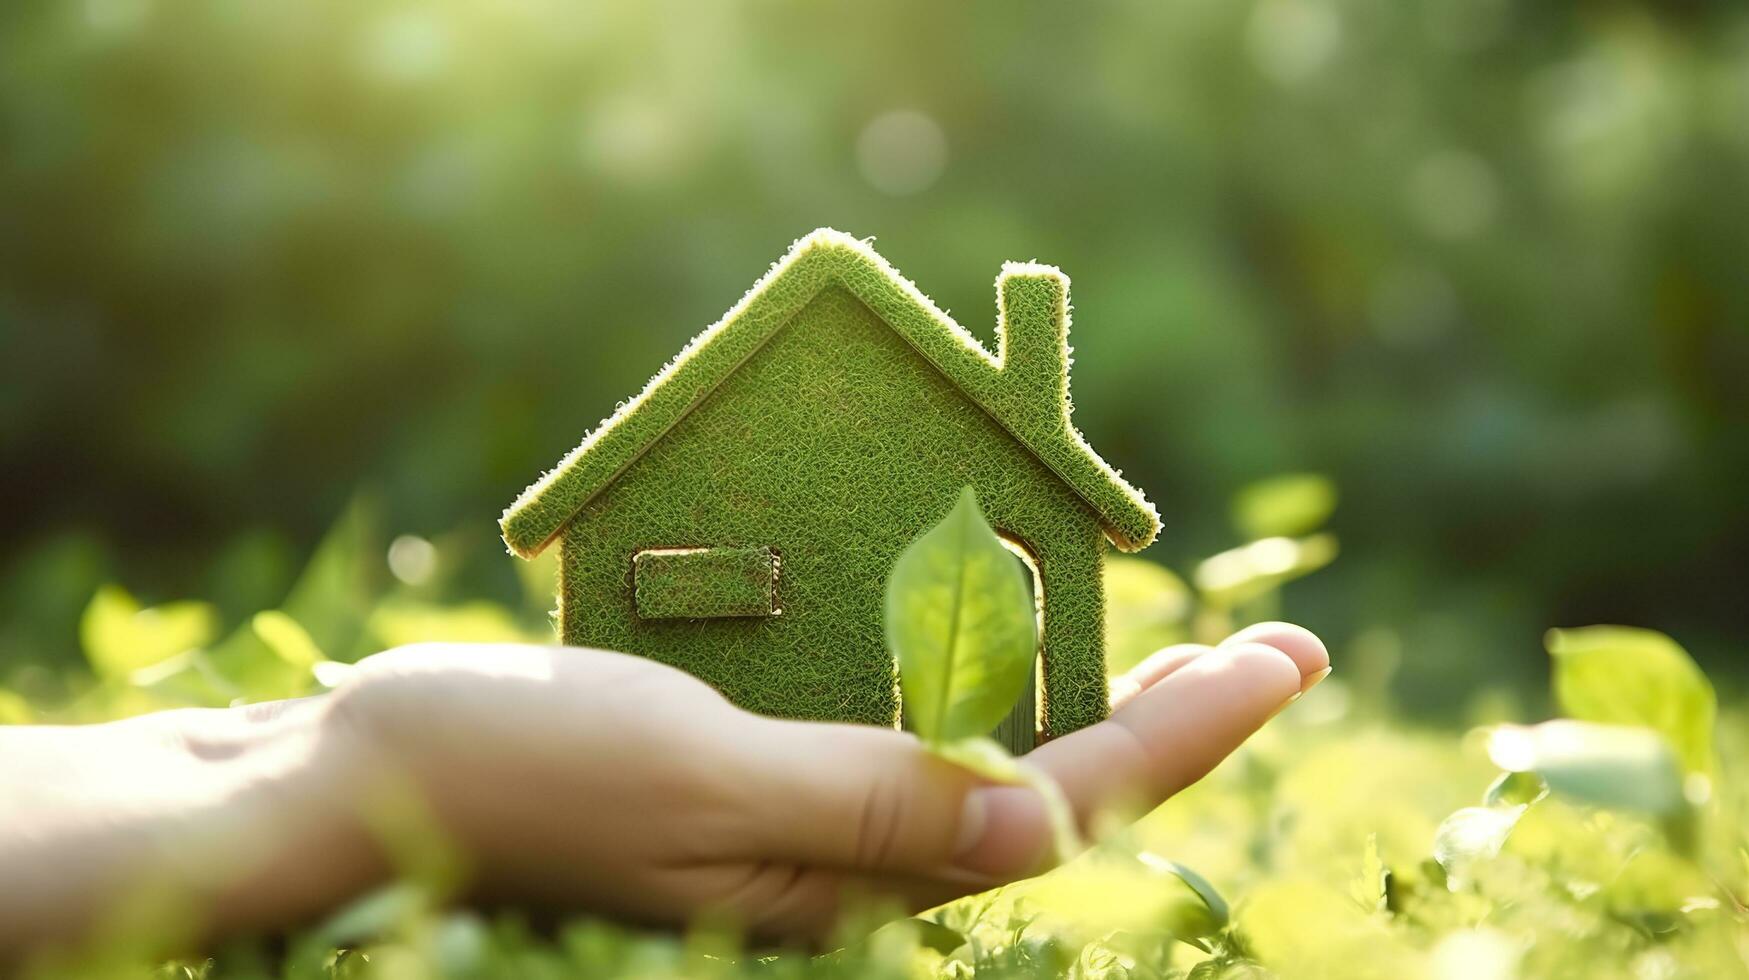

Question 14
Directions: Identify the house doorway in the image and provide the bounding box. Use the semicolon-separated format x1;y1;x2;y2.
990;535;1045;754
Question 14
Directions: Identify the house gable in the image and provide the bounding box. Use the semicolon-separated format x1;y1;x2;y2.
549;283;1112;734
501;229;1160;559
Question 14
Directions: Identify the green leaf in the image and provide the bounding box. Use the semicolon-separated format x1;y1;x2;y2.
1350;833;1391;913
1193;533;1337;609
1482;770;1548;808
282;495;381;659
1546;626;1716;775
253;610;325;669
1231;472;1337;539
1432;806;1523;885
201;623;316;703
205;499;381;701
885;487;1036;744
1487;721;1686;816
1137;853;1231;938
80;585;218;683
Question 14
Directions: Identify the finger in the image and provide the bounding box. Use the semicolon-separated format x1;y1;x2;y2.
1110;644;1213;709
931;642;1309;881
726;631;1325;889
1027;642;1303;826
1221;621;1331;691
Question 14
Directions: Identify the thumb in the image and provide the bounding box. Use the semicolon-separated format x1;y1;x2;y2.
727;718;1054;883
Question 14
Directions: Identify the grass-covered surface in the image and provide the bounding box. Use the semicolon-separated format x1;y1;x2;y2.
8;482;1747;979
508;231;1152;740
501;230;1158;558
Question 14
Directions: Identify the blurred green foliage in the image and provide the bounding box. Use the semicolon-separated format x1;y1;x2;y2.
10;522;1747;977
3;0;1747;711
4;470;1744;977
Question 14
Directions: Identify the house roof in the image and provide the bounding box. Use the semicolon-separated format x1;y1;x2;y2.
500;229;1161;558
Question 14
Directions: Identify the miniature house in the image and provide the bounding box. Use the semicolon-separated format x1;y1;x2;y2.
501;230;1158;751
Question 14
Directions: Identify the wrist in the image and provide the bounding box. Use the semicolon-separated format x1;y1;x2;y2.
0;699;389;960
170;698;389;942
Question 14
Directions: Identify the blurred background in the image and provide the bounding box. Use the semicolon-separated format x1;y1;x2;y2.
2;0;1745;718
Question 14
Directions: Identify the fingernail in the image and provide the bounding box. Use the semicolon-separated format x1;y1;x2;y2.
1301;665;1332;694
952;786;1051;880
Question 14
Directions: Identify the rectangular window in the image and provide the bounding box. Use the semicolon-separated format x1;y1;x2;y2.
632;546;780;620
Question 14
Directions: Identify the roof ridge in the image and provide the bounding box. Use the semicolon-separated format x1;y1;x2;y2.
500;229;1160;558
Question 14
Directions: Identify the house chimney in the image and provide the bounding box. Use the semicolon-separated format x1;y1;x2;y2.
996;263;1070;433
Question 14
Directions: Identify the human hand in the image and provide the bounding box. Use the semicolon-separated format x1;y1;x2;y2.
319;623;1328;940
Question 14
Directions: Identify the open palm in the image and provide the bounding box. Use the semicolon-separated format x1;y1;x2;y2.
324;622;1328;939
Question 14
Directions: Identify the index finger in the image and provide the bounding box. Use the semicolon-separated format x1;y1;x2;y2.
1027;641;1310;826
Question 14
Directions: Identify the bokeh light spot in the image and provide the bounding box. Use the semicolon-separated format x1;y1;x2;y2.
388;535;437;586
580;96;686;185
856;110;948;196
360;10;451;85
85;0;148;33
1248;0;1342;85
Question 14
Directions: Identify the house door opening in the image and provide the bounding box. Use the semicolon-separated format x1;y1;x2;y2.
990;534;1045;754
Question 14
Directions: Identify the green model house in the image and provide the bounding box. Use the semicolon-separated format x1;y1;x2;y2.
501;229;1159;750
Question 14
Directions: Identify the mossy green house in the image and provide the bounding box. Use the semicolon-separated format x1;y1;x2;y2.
501;230;1158;750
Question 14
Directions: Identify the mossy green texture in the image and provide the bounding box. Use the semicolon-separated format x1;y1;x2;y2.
633;546;778;620
502;229;1159;743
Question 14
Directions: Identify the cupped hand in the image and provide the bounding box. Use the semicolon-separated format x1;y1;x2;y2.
320;623;1328;940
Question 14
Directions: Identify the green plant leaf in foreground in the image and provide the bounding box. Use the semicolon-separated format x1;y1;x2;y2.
1488;720;1687;816
885;486;1036;744
1547;626;1716;775
1482;770;1548;808
1432;805;1525;885
1136;853;1230;939
884;490;1079;861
